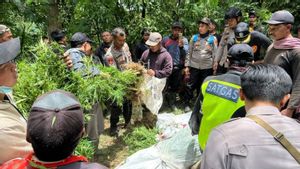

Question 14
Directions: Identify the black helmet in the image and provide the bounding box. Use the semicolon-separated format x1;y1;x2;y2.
228;44;254;67
248;10;256;17
225;7;242;20
235;22;250;39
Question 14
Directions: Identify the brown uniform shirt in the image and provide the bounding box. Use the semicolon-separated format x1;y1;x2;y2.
0;93;32;164
264;45;300;110
201;106;300;169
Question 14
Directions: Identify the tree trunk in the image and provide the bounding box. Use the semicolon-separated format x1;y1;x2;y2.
47;0;61;36
142;0;146;18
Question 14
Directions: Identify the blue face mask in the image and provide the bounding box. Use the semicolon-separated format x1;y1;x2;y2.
0;86;12;94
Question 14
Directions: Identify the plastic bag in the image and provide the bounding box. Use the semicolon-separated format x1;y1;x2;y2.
140;75;166;115
116;146;169;169
157;128;201;169
156;113;191;141
116;127;201;169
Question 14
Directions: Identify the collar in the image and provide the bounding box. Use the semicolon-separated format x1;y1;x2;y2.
247;106;281;116
102;42;111;47
227;69;243;76
199;32;209;38
169;34;178;40
26;153;88;169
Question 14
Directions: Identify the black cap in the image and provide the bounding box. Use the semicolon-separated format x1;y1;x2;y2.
228;44;254;66
70;32;93;47
50;29;66;42
266;10;294;25
27;90;84;161
0;37;20;64
141;28;150;35
235;22;250;39
198;17;211;25
248;10;257;17
172;21;183;29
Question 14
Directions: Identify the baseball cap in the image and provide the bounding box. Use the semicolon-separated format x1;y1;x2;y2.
228;44;254;65
0;37;20;64
266;10;294;25
0;24;10;36
27;90;84;161
146;32;162;46
198;17;211;25
70;32;93;47
172;21;183;29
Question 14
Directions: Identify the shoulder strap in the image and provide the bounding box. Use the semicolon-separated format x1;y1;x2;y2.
207;35;215;45
247;115;300;164
193;34;199;43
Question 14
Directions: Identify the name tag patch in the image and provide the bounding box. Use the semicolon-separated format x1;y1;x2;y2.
206;81;239;102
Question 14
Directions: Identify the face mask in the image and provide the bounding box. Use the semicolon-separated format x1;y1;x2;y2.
0;86;12;94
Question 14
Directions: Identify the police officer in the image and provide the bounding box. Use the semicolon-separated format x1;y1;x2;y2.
0;38;32;163
214;7;243;74
190;44;254;150
230;22;271;62
184;17;218;112
201;64;300;169
248;10;263;32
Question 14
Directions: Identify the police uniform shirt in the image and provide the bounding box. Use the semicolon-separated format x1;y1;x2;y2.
0;93;32;164
201;106;300;169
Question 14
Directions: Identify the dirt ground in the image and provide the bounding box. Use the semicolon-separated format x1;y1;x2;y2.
93;118;131;168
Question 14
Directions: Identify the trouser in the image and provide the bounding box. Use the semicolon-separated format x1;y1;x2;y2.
216;64;228;75
165;66;184;106
141;105;157;128
185;67;213;103
86;102;105;144
110;100;132;129
166;66;183;92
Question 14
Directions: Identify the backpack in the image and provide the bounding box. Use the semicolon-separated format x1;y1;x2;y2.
192;34;215;47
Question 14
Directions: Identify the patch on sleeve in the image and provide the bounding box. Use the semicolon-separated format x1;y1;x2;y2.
206;81;239;102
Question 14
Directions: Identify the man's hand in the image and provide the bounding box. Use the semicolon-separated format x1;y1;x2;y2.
62;51;73;69
147;69;155;76
281;108;294;117
213;61;218;72
178;39;184;48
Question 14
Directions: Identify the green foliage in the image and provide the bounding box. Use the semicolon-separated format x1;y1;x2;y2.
74;138;95;160
14;42;141;116
123;126;157;154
